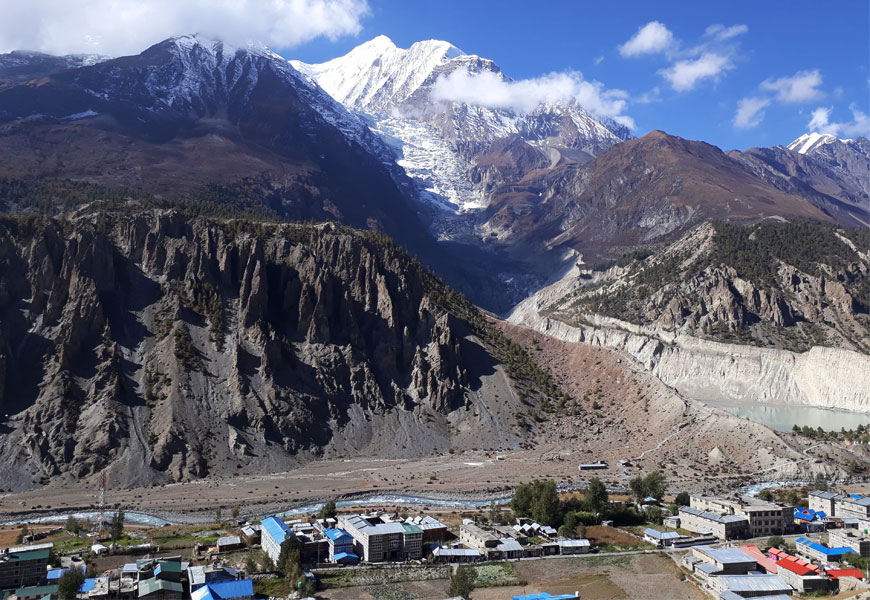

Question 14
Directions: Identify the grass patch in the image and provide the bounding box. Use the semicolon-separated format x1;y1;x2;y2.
472;562;523;588
317;566;447;589
253;577;294;598
365;584;418;600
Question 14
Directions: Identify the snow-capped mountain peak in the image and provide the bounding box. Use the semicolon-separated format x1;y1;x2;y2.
291;36;464;113
787;132;852;155
291;36;634;240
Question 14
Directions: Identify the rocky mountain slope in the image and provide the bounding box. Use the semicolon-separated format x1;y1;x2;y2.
0;35;432;251
0;207;566;491
0;51;108;84
535;220;869;353
483;130;865;262
729;133;870;227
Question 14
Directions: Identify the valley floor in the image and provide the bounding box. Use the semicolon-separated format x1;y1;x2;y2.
1;321;867;524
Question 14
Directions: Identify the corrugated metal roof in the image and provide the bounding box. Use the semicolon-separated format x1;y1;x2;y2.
738;545;778;574
643;528;680;540
216;536;241;547
699;547;755;564
332;552;359;563
558;539;591;547
796;537;855;556
777;558;812;575
323;528;351;542
827;568;864;579
7;548;50;562
433;547;481;556
138;577;183;596
401;523;423;535
205;579;253;599
406;516;446;530
188;566;206;586
155;560;181;574
191;586;213;600
13;585;58;597
680;506;747;524
720;593;790;600
716;574;791;593
696;563;720;574
260;516;292;545
809;490;842;500
496;538;523;552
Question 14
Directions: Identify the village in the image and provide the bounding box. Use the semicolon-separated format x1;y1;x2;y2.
4;482;870;600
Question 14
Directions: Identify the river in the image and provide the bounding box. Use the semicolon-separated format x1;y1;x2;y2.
698;398;870;433
0;495;515;527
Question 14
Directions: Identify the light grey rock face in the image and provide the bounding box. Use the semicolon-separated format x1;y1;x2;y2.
0;212;527;491
508;251;870;415
510;302;870;413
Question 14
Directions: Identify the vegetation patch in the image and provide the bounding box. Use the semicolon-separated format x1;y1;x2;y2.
471;562;523;587
365;583;419;600
317;566;447;589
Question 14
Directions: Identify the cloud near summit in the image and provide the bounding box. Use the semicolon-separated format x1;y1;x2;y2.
0;0;370;56
430;69;635;129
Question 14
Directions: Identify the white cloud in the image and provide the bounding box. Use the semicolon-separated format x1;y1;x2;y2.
619;21;745;92
0;0;370;56
808;105;870;137
634;87;662;104
733;97;771;129
618;21;675;57
705;24;748;40
431;69;635;129
660;53;731;91
760;69;823;103
593;55;604;65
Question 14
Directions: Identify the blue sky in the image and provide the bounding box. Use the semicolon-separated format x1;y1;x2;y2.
286;0;870;150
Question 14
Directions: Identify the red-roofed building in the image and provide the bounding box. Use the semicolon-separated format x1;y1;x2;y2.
738;545;779;574
768;547;819;572
827;568;864;580
778;558;813;576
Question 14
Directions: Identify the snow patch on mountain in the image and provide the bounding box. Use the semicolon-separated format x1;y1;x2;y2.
787;132;853;155
372;116;485;212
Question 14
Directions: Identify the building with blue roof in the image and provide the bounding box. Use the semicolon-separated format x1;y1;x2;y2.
332;552;359;565
323;528;353;561
190;579;253;600
260;517;293;564
795;536;855;562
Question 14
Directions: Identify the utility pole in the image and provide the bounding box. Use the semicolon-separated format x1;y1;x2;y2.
97;472;106;537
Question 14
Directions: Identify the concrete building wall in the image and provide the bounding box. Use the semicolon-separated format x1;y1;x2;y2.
828;530;870;557
836;499;870;520
679;509;748;540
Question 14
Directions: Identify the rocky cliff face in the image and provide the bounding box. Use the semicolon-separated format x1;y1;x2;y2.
509;283;870;413
0;211;530;490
